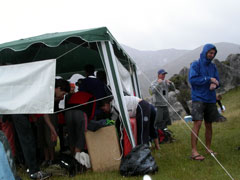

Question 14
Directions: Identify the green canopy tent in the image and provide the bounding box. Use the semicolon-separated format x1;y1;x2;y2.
0;27;141;147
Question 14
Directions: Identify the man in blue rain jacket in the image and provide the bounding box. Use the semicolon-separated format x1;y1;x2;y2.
189;44;220;161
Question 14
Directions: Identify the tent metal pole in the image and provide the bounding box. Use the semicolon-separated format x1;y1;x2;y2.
98;41;136;148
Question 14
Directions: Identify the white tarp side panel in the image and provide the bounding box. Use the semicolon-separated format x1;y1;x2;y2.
129;64;138;97
115;56;134;96
132;67;141;98
0;59;56;114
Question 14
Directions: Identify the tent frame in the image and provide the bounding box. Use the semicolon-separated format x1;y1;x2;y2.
0;27;140;147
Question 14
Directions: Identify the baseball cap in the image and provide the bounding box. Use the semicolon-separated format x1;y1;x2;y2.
158;69;167;75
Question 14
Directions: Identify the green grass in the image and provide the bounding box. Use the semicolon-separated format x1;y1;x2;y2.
18;87;240;180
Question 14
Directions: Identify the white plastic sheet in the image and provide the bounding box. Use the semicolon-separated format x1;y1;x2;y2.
0;59;56;114
115;56;134;95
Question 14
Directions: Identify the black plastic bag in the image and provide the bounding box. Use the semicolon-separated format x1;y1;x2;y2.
120;144;158;176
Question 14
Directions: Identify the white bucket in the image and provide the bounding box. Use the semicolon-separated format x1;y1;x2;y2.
184;115;192;122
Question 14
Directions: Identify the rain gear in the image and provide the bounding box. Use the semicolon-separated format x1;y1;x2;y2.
189;44;219;103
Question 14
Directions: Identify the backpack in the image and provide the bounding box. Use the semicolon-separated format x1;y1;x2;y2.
157;129;174;144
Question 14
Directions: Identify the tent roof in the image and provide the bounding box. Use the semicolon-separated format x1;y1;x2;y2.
0;27;111;52
0;27;136;78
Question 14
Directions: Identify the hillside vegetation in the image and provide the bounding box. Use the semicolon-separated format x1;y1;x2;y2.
18;87;240;180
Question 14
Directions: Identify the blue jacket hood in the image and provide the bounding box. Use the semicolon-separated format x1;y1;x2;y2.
200;44;217;65
188;44;219;103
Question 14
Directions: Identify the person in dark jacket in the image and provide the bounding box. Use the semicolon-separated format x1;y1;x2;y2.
12;79;70;179
189;44;220;161
78;65;108;101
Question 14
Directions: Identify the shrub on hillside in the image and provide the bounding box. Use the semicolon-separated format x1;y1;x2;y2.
170;74;191;115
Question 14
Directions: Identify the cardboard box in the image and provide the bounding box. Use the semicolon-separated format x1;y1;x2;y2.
85;125;121;172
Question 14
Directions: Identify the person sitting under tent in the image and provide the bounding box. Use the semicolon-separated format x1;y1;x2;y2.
78;64;110;112
35;101;61;167
56;82;76;154
96;70;112;96
99;96;160;149
11;78;70;179
64;82;97;155
64;83;76;107
96;70;107;85
39;79;72;167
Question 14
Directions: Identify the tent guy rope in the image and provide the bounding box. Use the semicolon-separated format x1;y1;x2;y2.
56;42;86;60
54;94;113;114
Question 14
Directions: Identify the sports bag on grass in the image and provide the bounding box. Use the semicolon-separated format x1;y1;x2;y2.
120;144;158;176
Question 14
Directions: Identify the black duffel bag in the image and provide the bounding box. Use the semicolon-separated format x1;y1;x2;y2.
120;144;158;176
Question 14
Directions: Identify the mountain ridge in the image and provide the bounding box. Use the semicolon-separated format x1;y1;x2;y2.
122;42;240;97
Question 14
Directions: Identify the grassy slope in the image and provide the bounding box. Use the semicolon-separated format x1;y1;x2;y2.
153;86;240;180
18;87;240;180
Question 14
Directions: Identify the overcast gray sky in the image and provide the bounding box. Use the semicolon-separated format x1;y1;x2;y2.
1;0;240;50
